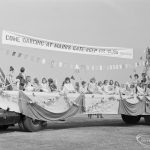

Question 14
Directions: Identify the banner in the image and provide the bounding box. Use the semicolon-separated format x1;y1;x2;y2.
1;90;150;119
2;30;133;59
84;94;120;114
0;91;121;115
0;91;84;114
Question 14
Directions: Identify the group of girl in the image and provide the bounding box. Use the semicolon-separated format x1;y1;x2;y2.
126;73;150;96
3;66;57;92
61;77;121;95
4;66;122;95
5;65;144;96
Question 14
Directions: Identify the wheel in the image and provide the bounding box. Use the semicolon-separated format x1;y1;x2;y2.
121;114;141;124
40;121;48;128
18;121;26;131
0;125;9;130
144;116;150;125
22;116;42;132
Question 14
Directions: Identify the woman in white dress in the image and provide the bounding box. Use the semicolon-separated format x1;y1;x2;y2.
114;81;120;95
102;80;114;94
97;81;103;94
24;76;34;92
136;82;146;95
33;78;40;92
62;77;76;94
40;77;50;92
87;77;97;94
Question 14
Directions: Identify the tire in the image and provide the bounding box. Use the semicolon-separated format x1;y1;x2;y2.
22;116;42;132
0;125;9;130
144;116;150;125
121;114;141;124
41;121;48;128
18;121;26;131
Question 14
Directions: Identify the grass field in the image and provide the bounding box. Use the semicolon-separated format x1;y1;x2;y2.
0;114;149;150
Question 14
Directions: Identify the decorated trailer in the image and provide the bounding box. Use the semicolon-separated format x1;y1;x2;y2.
0;89;150;132
0;31;149;132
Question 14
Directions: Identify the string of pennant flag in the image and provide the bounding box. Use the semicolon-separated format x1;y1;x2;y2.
3;49;146;72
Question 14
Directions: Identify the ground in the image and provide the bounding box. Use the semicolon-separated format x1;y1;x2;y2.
0;115;149;150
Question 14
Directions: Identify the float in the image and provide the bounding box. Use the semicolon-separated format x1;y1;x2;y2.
0;31;149;132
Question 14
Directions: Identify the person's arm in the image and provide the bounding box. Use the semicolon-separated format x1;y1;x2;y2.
61;84;67;94
87;83;93;93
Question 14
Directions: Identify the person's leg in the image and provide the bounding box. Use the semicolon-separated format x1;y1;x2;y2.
89;114;92;119
100;114;103;118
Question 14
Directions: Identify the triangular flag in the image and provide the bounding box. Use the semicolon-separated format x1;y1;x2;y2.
75;64;80;73
58;62;63;67
71;75;75;80
122;64;125;69
119;64;122;69
75;64;79;70
12;51;16;56
42;58;46;64
86;65;90;71
91;65;95;71
99;65;102;70
109;65;113;70
140;56;143;60
18;53;22;58
50;60;55;67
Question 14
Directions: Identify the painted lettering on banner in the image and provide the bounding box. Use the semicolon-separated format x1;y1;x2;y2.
2;30;133;59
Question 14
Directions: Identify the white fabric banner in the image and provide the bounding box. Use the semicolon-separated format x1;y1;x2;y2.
2;30;133;59
84;94;120;114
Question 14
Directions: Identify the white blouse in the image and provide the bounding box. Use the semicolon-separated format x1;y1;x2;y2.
62;83;75;93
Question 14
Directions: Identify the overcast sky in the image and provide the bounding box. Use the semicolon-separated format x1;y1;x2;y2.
0;0;150;84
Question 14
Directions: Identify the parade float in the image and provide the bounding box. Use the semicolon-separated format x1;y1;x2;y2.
0;31;150;132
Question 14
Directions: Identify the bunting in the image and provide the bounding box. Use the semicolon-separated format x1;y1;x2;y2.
1;49;145;72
